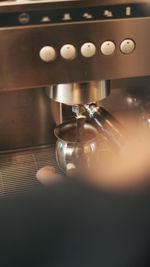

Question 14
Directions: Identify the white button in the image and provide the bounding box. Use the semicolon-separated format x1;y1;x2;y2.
101;41;116;56
81;42;96;58
120;39;135;54
39;46;56;62
60;44;76;60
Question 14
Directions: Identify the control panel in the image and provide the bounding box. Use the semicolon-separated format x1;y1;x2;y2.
39;39;135;62
0;1;150;90
1;3;150;27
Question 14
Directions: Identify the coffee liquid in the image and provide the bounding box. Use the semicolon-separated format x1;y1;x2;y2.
60;126;95;142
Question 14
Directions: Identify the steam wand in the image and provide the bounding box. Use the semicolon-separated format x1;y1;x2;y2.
72;103;125;150
84;103;125;150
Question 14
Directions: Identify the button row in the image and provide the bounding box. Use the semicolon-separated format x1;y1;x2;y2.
39;39;135;62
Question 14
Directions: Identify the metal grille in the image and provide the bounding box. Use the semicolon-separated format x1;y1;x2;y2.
0;145;60;198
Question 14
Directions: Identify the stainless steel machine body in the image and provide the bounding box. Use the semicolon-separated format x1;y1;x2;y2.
0;0;150;196
46;81;110;105
1;0;150;89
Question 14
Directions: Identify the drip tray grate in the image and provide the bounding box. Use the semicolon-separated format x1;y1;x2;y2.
0;145;60;198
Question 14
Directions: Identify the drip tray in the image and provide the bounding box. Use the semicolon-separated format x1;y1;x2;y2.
0;145;60;198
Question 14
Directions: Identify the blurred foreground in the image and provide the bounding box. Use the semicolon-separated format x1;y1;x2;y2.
0;114;150;266
38;114;150;192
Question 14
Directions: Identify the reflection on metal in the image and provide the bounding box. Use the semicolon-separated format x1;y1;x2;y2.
54;121;98;171
1;14;150;89
85;104;125;150
46;81;110;105
0;88;61;150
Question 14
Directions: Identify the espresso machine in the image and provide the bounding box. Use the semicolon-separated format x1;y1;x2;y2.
0;0;150;197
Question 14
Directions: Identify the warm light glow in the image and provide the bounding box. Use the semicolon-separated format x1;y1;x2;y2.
84;116;150;191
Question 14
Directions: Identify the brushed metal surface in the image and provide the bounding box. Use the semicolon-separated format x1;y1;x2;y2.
0;88;61;150
46;81;110;105
1;17;150;90
0;82;147;151
0;0;148;13
0;0;149;152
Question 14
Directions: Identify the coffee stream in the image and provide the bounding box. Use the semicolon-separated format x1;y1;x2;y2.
76;116;86;142
59;117;94;142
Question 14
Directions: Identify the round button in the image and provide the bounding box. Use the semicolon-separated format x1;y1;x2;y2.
120;39;135;54
60;44;76;60
81;42;96;58
39;46;56;62
101;41;116;56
